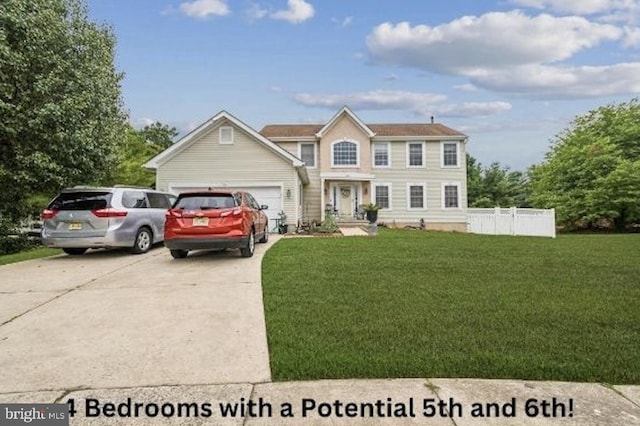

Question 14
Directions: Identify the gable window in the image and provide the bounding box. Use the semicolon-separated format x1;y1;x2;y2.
372;142;390;167
299;143;316;168
407;183;426;210
442;142;459;167
332;140;359;167
406;142;425;167
219;126;233;145
442;183;460;208
373;183;391;209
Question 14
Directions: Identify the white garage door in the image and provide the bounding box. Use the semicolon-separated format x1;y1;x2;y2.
170;185;282;223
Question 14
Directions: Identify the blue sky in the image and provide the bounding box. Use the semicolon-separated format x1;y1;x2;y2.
87;0;640;170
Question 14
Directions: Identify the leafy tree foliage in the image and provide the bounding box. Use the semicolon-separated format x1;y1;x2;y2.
530;100;640;230
107;125;167;187
139;122;178;150
0;0;125;220
466;154;529;208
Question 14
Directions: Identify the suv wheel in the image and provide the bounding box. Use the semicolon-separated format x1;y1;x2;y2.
63;248;87;255
170;249;188;259
240;230;255;257
132;227;152;254
259;222;269;243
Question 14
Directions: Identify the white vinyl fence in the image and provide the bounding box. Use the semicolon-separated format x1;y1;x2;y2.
467;207;556;238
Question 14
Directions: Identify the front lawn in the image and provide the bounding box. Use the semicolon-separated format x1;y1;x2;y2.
262;230;640;384
0;247;61;266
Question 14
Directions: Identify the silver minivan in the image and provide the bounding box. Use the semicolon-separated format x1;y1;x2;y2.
41;186;176;255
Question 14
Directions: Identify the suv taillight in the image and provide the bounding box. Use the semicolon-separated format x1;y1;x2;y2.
166;209;182;218
92;208;128;218
220;208;242;217
41;209;58;219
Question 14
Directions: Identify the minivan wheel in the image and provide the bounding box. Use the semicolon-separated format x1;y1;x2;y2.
240;230;255;257
62;248;87;255
132;227;152;254
170;249;188;259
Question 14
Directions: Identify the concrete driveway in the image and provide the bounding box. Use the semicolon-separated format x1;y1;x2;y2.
0;239;276;394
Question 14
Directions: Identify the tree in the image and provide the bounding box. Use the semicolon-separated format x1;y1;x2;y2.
529;100;640;230
466;154;529;208
108;125;167;187
139;122;178;150
0;0;125;221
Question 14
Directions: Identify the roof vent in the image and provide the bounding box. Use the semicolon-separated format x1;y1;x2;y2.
430;116;435;124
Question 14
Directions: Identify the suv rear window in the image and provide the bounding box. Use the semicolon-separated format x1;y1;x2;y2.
48;192;112;211
175;194;236;210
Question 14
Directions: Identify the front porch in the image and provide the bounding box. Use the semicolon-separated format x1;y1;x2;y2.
320;172;375;222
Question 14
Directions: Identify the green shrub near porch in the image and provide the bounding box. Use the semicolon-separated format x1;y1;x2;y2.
262;230;640;384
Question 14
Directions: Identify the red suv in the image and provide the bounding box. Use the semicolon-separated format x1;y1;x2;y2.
164;190;269;259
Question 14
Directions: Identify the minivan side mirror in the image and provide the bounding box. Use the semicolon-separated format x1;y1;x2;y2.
260;205;269;210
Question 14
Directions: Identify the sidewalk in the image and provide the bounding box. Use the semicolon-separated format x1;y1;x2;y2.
2;378;639;425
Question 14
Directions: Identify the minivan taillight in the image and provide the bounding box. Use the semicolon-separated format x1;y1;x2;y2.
41;209;58;219
220;208;242;217
91;208;128;218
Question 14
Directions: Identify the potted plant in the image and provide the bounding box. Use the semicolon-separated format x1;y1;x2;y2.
277;210;288;234
363;203;380;223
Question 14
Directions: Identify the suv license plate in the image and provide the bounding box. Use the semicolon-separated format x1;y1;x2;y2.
193;217;209;226
68;222;82;230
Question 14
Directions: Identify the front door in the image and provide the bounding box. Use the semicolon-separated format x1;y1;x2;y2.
338;185;353;217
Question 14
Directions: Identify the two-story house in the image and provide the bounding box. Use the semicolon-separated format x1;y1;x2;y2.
145;106;468;231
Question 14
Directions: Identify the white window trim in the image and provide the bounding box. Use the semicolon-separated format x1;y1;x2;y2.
372;141;391;168
372;182;392;210
298;142;317;169
406;182;427;210
441;141;460;168
219;126;234;145
406;141;426;168
441;182;462;209
331;139;360;168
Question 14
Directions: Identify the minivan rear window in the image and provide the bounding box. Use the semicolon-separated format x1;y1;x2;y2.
48;192;112;211
175;194;236;210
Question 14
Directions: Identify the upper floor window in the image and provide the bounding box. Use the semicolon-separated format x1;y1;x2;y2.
442;142;459;167
372;142;390;167
299;143;316;168
406;142;425;167
332;140;359;167
219;126;233;144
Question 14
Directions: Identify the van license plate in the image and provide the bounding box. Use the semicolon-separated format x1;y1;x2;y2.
193;217;209;226
68;222;82;230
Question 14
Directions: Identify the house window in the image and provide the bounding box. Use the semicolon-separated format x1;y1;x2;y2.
332;140;358;167
442;142;459;167
407;183;426;209
374;184;391;209
219;126;233;144
299;143;316;168
372;142;390;167
407;142;425;167
443;183;460;208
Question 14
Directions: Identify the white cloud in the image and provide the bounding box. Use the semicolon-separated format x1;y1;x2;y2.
384;73;398;81
509;0;618;15
454;83;478;92
365;11;640;98
367;12;621;73
179;0;229;18
130;117;156;128
291;90;511;118
246;3;268;21
469;63;640;97
271;0;314;24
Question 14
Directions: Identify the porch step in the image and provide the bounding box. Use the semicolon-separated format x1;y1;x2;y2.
339;226;369;236
334;219;369;227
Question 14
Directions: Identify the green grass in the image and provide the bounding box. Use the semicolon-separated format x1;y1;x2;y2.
0;247;61;266
262;230;640;384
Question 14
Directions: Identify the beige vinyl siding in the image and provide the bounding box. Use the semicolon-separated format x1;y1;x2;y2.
372;140;467;224
319;116;372;173
155;119;300;223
